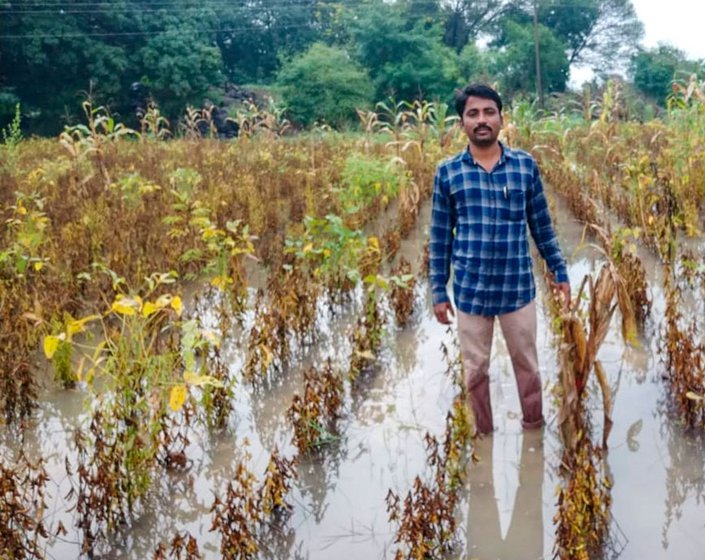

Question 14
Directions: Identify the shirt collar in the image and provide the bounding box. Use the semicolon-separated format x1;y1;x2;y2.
462;141;511;167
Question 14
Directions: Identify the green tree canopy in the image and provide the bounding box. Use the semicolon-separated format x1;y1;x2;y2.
138;27;223;116
215;0;327;83
458;43;492;85
348;0;461;102
0;1;223;133
489;19;570;97
276;43;374;127
491;0;643;77
0;0;655;134
631;45;704;105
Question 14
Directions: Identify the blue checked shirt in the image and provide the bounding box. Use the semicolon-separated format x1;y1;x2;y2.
429;143;568;317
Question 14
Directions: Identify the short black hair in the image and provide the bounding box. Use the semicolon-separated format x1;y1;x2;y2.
455;84;503;117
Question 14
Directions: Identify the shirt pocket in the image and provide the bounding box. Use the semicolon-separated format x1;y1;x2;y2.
498;189;525;221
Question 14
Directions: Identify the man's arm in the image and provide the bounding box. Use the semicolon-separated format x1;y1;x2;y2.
526;160;570;307
429;165;456;322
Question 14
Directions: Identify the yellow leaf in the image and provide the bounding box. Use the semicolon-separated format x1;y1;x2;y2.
110;295;142;316
685;391;704;401
142;301;159;317
303;243;314;254
155;294;172;308
67;314;100;337
170;296;183;316
43;335;61;359
210;275;232;289
111;302;136;315
169;384;188;411
33;261;44;272
183;370;224;388
202;227;218;240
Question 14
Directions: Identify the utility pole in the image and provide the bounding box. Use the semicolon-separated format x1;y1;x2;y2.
533;0;544;108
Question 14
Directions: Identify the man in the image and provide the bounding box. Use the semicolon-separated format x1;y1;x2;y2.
429;83;570;435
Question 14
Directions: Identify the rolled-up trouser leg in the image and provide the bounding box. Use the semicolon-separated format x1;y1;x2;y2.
457;310;495;435
498;301;544;429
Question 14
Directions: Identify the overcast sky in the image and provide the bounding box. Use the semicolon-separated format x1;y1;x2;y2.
632;0;705;59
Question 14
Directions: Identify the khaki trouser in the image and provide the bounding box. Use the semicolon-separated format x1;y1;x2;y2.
457;300;544;434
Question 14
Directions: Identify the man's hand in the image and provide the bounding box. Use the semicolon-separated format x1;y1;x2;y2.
433;302;455;324
553;281;571;310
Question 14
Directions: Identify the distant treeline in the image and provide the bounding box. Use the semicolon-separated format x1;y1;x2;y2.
0;0;702;134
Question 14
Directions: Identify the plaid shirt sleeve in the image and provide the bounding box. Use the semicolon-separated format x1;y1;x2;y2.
428;163;455;305
526;160;569;284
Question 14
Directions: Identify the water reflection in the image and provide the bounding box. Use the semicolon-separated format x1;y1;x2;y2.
258;522;305;560
467;431;544;560
297;441;347;524
659;417;705;551
388;314;425;377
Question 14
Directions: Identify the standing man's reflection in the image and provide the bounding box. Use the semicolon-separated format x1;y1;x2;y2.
467;432;545;560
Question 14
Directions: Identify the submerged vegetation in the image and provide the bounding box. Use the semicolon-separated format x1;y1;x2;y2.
1;77;705;558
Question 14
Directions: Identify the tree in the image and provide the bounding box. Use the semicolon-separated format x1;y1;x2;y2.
137;27;223;116
489;20;570;98
349;1;461;102
0;6;130;133
276;43;374;127
215;0;325;83
0;1;225;133
458;43;492;85
441;0;513;53
489;0;643;79
540;0;643;70
631;45;703;105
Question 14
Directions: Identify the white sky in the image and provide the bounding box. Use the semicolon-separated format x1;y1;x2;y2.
632;0;705;59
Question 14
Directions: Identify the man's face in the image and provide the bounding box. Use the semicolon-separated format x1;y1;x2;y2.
461;96;502;148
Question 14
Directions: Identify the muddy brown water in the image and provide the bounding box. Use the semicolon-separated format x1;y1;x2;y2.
2;196;704;560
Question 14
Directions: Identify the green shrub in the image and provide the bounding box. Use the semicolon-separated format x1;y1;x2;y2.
277;43;374;127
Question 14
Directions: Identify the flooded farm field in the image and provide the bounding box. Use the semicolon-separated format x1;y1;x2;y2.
2;195;704;560
3;98;705;560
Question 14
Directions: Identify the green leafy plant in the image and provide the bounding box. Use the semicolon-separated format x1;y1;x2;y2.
0;192;50;276
48;273;223;552
1;103;22;148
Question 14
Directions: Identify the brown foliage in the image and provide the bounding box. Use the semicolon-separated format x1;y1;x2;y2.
0;452;50;559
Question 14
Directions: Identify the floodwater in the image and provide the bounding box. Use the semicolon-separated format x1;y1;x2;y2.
2;195;704;560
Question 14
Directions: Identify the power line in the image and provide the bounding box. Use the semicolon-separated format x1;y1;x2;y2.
0;0;610;14
0;0;372;17
0;22;329;40
0;1;638;39
0;0;368;39
1;0;361;11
